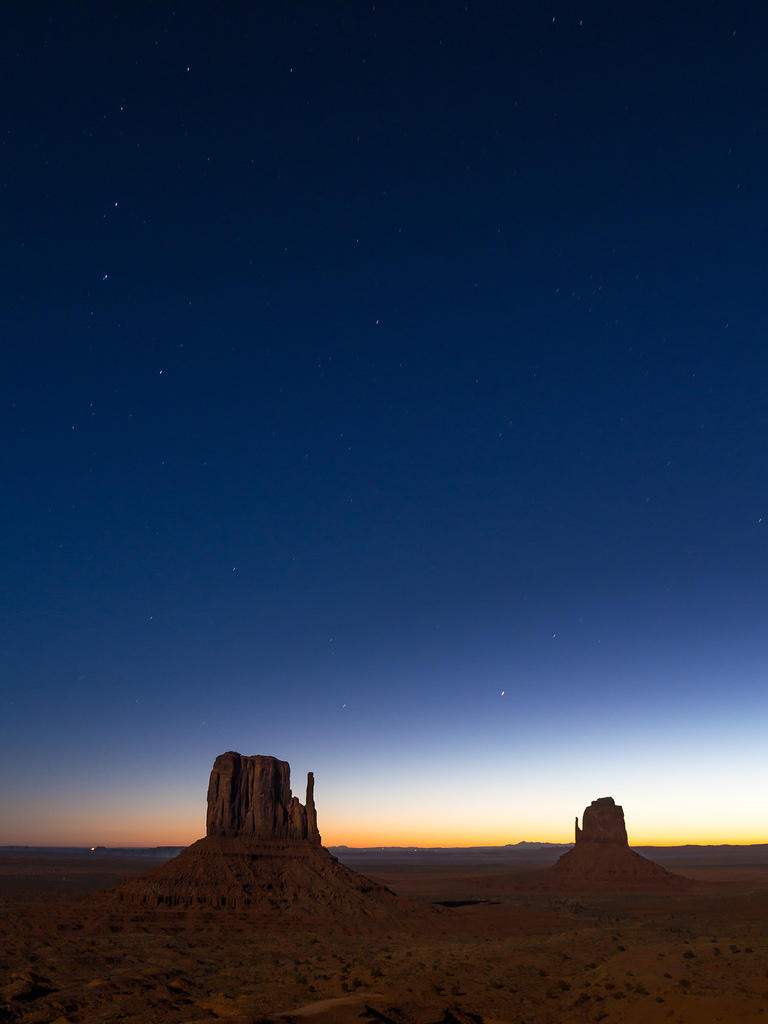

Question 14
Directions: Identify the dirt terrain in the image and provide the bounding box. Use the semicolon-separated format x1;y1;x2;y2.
1;846;767;1023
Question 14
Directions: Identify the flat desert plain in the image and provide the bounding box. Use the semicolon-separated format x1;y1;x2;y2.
1;845;767;1023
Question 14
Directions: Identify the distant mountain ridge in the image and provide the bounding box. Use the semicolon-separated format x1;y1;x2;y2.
506;841;572;849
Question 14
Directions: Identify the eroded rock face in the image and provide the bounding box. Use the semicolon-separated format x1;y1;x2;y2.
206;752;321;843
574;796;628;845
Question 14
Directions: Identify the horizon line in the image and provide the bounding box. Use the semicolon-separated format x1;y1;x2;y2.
4;838;768;850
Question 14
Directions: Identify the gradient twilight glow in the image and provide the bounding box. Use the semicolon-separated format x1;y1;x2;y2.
3;2;768;848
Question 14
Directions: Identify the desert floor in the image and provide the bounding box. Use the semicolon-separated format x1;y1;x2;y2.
1;846;767;1023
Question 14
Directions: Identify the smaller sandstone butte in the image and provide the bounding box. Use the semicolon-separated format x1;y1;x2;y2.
575;796;628;845
206;751;321;842
549;796;686;890
116;752;406;919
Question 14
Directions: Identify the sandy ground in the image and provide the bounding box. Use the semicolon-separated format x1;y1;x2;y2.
1;847;767;1023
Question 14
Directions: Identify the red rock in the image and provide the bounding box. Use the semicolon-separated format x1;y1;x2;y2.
574;796;628;845
206;752;321;843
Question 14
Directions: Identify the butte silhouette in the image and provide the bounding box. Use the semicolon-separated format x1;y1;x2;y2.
117;752;401;917
548;796;685;889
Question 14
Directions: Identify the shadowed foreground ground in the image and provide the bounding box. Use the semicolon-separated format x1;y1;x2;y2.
1;847;767;1023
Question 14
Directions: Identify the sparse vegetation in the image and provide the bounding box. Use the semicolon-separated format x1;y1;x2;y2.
2;845;767;1024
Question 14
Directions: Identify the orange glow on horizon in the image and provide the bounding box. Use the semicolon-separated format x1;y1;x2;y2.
4;799;766;849
21;825;764;849
321;828;768;848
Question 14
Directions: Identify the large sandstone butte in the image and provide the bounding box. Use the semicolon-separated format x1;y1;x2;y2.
117;752;402;918
549;796;686;890
206;751;320;842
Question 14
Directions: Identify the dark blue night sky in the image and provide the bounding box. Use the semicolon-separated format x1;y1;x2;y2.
3;2;767;845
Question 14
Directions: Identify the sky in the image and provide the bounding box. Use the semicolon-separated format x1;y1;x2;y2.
2;1;768;847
